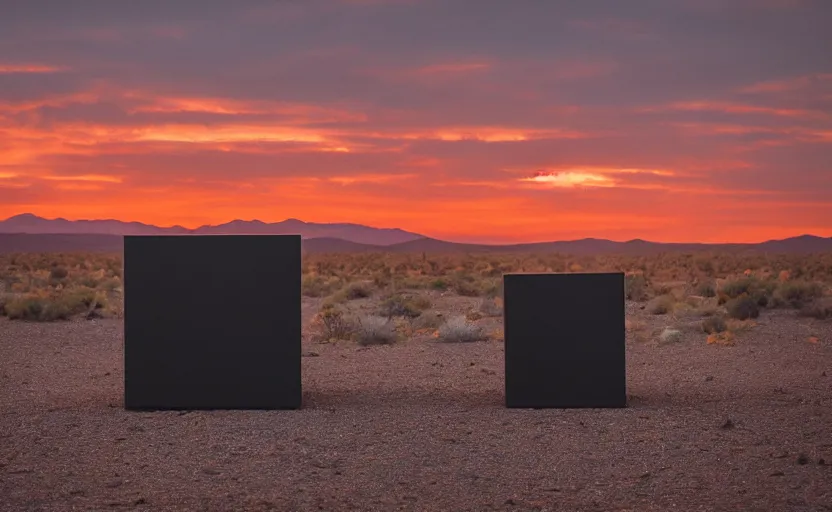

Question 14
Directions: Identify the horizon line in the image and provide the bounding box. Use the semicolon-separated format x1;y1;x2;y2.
1;212;829;246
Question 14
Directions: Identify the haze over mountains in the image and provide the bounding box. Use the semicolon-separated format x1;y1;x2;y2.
1;214;831;255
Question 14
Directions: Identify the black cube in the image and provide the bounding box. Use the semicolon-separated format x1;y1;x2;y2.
123;235;301;410
503;272;626;408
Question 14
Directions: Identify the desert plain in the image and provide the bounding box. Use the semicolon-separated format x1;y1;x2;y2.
1;251;831;511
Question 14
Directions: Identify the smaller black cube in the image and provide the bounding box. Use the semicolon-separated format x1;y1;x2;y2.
503;272;626;408
123;234;301;410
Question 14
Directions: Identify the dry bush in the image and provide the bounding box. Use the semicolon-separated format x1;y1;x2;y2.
725;295;760;320
437;316;485;343
302;274;343;298
647;294;675;315
695;280;717;298
326;281;374;304
625;273;649;301
772;280;824;309
378;293;431;319
411;310;445;330
659;328;683;344
702;316;728;334
355;315;398;346
799;299;832;320
478;297;502;317
310;305;356;342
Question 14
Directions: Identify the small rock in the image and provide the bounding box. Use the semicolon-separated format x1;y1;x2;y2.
133;497;147;506
640;472;651;479
818;458;826;466
106;479;123;488
202;468;221;475
302;351;320;357
504;498;517;505
769;471;785;477
797;453;810;465
705;376;714;382
720;419;735;429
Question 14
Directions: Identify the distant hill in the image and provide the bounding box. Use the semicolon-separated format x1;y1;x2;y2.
0;213;422;246
1;233;830;255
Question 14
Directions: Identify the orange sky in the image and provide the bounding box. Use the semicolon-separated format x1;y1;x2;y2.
1;0;830;243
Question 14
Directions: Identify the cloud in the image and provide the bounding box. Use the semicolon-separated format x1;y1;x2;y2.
0;64;69;74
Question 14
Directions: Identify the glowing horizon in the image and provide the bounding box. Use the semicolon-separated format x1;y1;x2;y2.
1;1;830;244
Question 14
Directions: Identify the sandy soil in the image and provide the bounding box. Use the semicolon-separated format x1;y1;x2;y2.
1;306;831;512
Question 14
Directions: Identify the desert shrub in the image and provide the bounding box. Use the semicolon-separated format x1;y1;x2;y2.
772;280;824;309
328;281;373;303
647;294;675;315
701;315;728;334
798;300;832;320
49;266;68;280
311;305;356;342
659;328;682;344
5;295;69;321
437;316;484;343
0;294;8;316
719;277;775;307
98;277;122;292
302;274;342;297
355;315;397;346
695;281;717;298
625;274;648;301
412;310;445;330
451;278;483;297
378;293;430;318
478;297;502;317
725;295;760;320
720;278;758;299
429;279;449;291
4;287;106;321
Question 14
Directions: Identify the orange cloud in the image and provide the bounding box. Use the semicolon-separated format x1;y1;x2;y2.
520;171;615;188
125;93;368;122
741;73;832;93
649;101;826;119
414;62;492;75
41;174;123;183
0;64;68;74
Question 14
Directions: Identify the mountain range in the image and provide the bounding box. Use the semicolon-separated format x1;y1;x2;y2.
1;213;831;255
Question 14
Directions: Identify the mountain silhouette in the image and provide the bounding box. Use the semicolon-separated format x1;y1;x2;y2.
0;214;830;255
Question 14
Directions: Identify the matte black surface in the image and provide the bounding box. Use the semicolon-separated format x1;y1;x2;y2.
123;235;301;410
503;272;626;408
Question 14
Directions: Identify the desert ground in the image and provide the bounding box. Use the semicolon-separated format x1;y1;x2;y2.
1;251;832;511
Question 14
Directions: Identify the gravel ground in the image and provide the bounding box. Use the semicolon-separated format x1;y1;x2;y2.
1;308;831;512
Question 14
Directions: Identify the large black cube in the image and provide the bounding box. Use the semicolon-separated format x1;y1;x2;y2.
123;235;301;410
503;272;626;408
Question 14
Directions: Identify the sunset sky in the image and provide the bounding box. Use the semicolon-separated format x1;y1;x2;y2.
1;0;831;243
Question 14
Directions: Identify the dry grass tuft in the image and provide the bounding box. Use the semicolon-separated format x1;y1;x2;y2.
647;294;676;315
354;315;398;346
659;327;683;344
437;316;485;343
